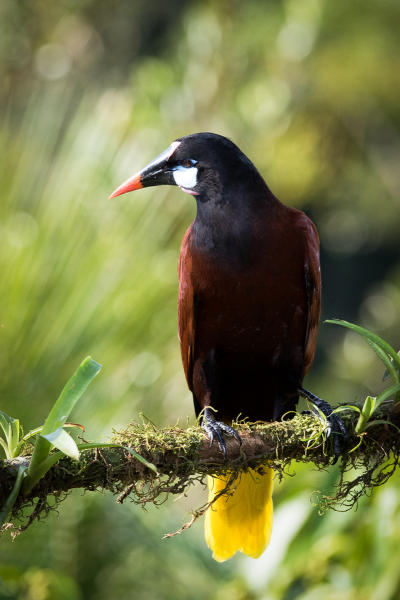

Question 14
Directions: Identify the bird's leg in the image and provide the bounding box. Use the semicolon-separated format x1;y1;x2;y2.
298;386;347;464
194;352;241;457
202;406;242;458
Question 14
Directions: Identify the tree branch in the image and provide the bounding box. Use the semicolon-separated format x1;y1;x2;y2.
1;402;400;531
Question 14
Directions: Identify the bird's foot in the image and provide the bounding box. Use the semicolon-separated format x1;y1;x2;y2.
298;387;347;464
202;407;242;458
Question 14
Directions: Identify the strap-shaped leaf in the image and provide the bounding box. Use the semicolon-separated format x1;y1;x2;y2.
41;357;101;436
0;412;20;459
0;465;27;526
325;320;400;375
78;443;158;474
42;427;80;460
375;382;400;410
24;357;101;494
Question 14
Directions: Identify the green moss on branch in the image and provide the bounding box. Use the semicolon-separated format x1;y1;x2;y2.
1;403;400;533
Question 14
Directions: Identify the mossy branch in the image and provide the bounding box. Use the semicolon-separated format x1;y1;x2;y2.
1;402;400;533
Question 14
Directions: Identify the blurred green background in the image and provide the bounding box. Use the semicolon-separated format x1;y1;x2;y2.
1;0;400;598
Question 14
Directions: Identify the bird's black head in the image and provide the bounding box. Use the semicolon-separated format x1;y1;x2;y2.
109;132;268;204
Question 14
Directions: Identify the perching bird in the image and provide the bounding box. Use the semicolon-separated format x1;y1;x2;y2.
110;132;341;562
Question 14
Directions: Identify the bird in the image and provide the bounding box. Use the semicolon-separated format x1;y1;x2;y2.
109;132;342;562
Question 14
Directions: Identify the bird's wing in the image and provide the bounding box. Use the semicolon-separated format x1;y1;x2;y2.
178;226;196;391
299;215;322;376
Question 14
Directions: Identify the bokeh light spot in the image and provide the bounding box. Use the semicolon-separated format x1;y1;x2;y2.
130;352;162;387
277;21;316;61
35;43;72;80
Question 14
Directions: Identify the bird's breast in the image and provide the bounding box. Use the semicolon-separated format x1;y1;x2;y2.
183;220;308;368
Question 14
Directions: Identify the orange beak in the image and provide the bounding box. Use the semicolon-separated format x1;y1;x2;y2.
109;172;143;199
109;141;182;199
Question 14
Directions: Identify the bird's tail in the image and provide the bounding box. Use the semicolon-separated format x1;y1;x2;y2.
204;465;273;562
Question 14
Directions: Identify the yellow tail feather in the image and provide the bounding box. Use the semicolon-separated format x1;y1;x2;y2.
205;466;273;562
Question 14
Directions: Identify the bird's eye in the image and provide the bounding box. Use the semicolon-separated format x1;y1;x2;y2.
181;159;196;168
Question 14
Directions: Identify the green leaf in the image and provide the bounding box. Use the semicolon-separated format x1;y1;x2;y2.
41;356;101;436
364;419;400;433
0;412;21;459
22;426;43;441
374;382;400;410
14;424;85;456
34;443;159;482
13;426;43;457
355;384;400;434
383;351;400;380
77;443;159;474
24;357;101;494
0;411;13;439
0;438;10;458
361;395;376;419
331;405;361;415
9;419;20;458
325;319;400;374
123;446;159;474
355;395;376;434
0;465;27;527
42;428;80;460
371;343;399;384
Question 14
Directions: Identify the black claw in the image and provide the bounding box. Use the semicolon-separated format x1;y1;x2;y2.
298;387;348;464
202;408;242;457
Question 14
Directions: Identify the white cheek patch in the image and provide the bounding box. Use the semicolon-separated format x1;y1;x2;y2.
173;166;198;190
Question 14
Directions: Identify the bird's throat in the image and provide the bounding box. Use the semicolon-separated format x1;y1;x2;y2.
192;205;256;266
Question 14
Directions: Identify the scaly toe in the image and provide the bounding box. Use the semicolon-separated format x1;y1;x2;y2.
202;409;241;457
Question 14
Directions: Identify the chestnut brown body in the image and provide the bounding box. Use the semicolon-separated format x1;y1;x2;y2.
178;196;321;423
